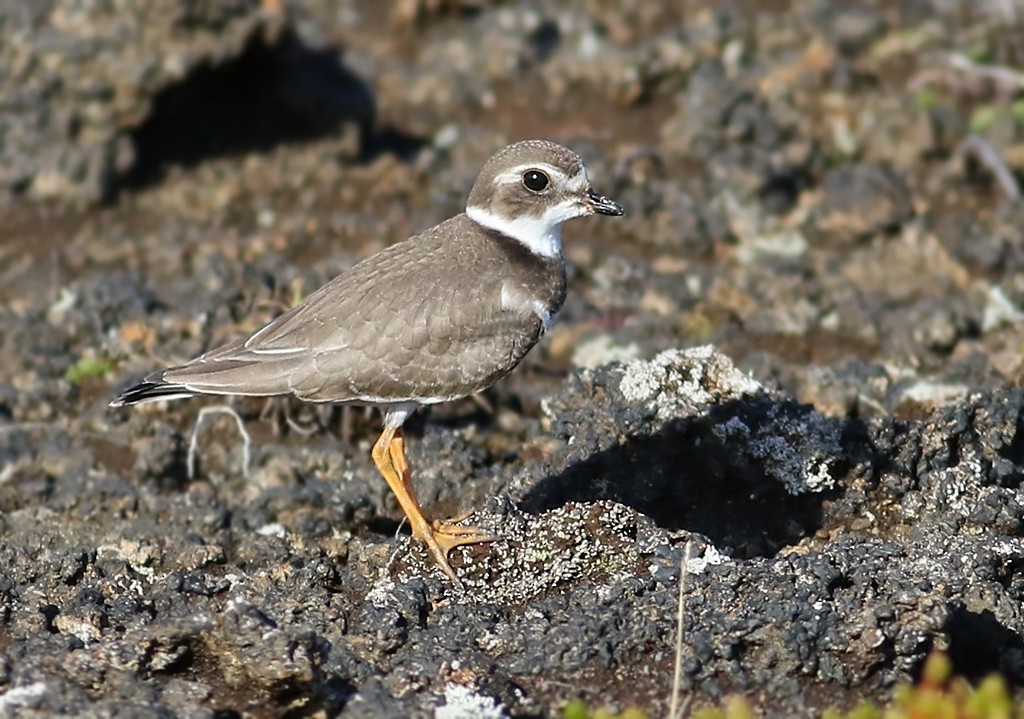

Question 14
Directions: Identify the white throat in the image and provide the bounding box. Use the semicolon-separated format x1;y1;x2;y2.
466;205;564;259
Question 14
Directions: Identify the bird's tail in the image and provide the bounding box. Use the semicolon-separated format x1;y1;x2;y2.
109;379;197;407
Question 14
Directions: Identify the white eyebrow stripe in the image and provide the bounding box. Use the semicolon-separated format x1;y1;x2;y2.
493;162;569;186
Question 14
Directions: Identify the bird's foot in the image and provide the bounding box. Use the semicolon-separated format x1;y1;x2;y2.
414;520;497;587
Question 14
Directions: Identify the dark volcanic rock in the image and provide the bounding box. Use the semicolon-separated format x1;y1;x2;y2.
4;0;1024;717
1;1;272;203
8;346;1024;716
0;0;379;205
814;164;915;242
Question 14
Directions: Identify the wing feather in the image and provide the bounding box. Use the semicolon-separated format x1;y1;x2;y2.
133;215;551;403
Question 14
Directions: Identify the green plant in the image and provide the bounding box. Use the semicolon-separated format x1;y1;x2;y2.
561;652;1022;719
65;355;113;385
969;104;1001;133
913;88;939;110
563;699;649;719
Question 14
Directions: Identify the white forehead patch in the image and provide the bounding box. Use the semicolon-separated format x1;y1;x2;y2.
568;166;589;193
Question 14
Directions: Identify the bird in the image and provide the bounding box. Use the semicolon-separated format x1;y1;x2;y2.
110;139;625;585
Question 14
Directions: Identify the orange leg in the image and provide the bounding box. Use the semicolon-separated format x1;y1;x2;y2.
388;428;417;502
372;426;495;585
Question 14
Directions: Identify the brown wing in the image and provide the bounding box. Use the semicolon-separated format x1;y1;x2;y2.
161;216;546;403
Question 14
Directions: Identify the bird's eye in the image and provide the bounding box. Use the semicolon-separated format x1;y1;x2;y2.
522;170;550;192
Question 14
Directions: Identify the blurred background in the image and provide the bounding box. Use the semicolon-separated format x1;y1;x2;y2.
3;0;1024;419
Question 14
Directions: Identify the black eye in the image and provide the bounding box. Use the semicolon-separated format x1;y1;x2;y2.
522;170;550;192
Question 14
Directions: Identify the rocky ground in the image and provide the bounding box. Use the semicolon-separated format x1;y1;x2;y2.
3;0;1024;717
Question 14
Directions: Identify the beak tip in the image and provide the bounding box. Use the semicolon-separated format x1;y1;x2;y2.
587;188;625;217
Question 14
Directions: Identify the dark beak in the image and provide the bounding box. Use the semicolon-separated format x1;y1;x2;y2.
587;187;625;216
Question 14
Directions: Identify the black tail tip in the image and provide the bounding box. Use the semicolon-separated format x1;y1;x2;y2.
109;382;194;407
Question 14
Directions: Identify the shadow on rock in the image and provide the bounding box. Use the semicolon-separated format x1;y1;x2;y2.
945;606;1024;683
521;393;845;558
115;28;424;195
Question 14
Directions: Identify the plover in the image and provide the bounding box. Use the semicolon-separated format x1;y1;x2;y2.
110;139;624;584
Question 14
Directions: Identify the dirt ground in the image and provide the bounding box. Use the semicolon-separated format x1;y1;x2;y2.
3;1;1024;717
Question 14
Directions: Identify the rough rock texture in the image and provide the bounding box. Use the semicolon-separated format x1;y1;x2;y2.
3;0;1024;717
1;1;282;203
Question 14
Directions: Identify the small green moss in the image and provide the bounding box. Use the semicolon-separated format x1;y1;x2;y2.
561;651;1021;719
843;703;883;719
868;26;940;60
1011;98;1024;120
692;697;754;719
66;355;113;385
563;699;590;719
965;43;991;64
562;700;648;719
914;88;938;110
969;105;1001;133
921;650;952;687
967;675;1012;718
722;697;754;719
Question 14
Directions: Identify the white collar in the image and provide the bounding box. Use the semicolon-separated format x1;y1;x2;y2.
466;204;572;259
